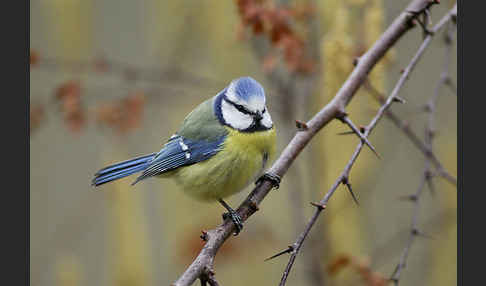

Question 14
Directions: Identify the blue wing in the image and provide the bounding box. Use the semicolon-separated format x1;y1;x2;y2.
131;134;226;185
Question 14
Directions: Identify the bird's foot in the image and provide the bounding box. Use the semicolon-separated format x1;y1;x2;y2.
222;211;243;236
255;172;281;190
218;199;243;236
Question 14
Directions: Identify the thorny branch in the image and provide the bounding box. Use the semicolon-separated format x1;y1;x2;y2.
390;14;457;286
172;1;455;285
275;4;457;286
364;79;456;186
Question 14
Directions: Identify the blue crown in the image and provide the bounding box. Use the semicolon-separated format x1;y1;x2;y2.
230;77;265;102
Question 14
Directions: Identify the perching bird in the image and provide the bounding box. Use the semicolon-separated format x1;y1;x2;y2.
92;76;280;235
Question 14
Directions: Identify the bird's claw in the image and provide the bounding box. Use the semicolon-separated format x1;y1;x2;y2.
255;172;281;190
222;211;243;236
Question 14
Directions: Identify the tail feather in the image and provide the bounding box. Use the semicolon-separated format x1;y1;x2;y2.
95;153;156;176
92;153;156;187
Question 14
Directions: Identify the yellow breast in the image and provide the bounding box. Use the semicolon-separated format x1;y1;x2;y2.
172;126;276;201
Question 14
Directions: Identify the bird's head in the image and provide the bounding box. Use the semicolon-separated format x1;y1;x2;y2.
216;76;273;132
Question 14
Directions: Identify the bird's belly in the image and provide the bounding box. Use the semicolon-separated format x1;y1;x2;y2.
172;147;263;201
172;128;275;201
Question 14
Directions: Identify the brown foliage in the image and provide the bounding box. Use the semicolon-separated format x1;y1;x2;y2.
55;81;85;133
95;91;146;135
34;79;148;135
327;254;388;286
236;0;315;73
30;50;40;66
30;103;45;133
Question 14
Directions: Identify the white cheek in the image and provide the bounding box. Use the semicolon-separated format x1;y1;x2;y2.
221;100;253;130
261;111;273;128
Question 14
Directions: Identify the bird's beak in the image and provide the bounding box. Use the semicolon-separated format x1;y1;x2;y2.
254;111;263;121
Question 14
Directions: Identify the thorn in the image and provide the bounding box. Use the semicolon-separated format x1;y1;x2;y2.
412;228;434;239
445;79;457;95
426;129;436;139
295;120;308;131
400;68;405;74
264;245;294;261
353;57;359;66
339;116;381;159
451;12;457;24
411;228;419;236
444;33;453;45
336;130;355;136
359;125;366;134
392;96;406;104
390;264;400;280
443;76;452;86
310;201;326;210
399;194;418;202
200;230;209;241
342;177;359;206
335;110;349;121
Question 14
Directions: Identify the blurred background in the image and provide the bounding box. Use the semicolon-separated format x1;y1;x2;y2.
30;0;457;285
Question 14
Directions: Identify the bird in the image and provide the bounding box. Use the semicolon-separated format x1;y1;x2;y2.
91;76;280;235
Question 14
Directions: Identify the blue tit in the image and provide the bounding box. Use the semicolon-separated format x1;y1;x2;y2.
92;76;279;234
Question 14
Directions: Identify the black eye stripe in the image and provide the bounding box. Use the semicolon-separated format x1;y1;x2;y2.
224;98;253;115
223;97;267;118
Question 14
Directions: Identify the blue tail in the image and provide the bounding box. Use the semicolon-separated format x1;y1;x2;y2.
92;153;156;187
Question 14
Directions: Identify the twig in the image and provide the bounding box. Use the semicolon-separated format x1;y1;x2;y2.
275;4;457;286
390;14;457;286
388;163;430;285
390;128;435;285
337;114;381;159
364;79;456;186
172;1;447;285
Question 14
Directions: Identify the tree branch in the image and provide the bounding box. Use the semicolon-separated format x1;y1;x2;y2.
390;14;456;285
275;4;457;285
172;1;448;285
364;79;456;186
